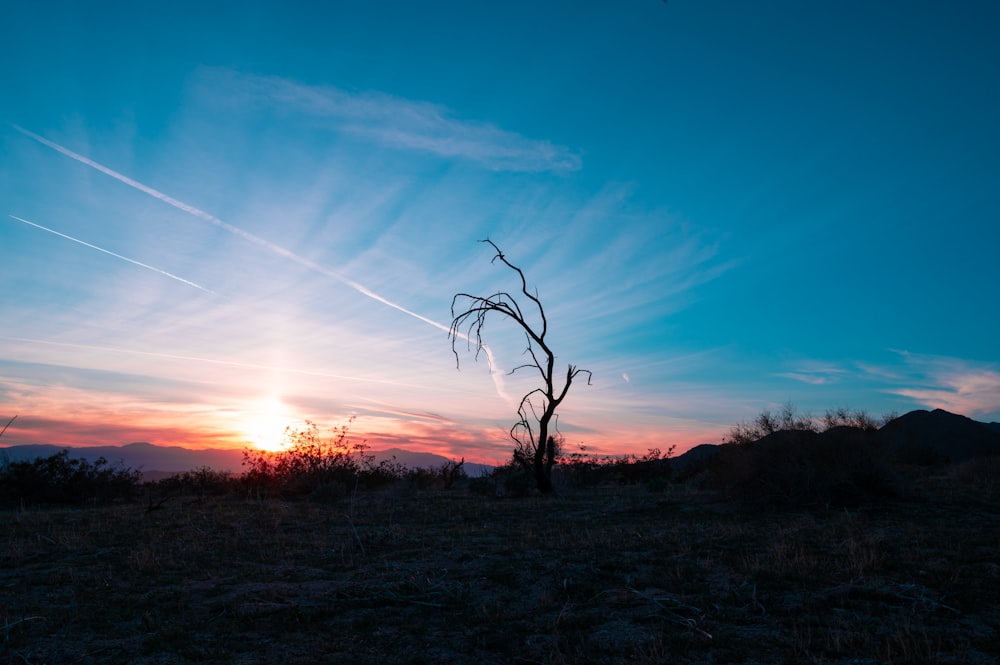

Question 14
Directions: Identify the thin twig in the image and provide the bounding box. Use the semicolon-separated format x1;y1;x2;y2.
0;414;16;440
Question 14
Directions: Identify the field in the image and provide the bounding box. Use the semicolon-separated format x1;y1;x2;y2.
1;477;998;664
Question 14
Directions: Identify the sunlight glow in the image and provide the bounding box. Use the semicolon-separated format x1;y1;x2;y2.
242;399;296;452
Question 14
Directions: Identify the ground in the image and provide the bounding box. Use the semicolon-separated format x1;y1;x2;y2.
1;478;998;664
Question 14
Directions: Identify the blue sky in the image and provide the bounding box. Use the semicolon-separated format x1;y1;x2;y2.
1;1;998;460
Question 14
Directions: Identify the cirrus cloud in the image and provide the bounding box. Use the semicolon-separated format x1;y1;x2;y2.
193;67;582;173
889;351;1000;419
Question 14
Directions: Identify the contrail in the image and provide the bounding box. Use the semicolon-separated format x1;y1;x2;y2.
13;124;513;403
12;124;442;328
7;214;214;294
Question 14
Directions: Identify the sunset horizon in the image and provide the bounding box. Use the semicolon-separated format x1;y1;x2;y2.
3;2;999;467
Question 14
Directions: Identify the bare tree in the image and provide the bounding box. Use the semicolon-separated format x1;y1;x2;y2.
450;240;591;493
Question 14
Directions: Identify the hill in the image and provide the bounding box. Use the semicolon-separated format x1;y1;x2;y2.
879;408;1000;463
665;408;1000;478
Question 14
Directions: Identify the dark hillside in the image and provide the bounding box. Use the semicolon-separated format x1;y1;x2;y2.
879;409;1000;464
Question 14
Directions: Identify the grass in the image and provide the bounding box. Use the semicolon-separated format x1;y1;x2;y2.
1;477;998;664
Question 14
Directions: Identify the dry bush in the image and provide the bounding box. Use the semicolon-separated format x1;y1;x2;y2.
240;420;403;500
404;459;467;490
553;447;673;491
725;402;817;445
727;404;894;445
0;449;141;507
154;466;234;498
822;406;896;432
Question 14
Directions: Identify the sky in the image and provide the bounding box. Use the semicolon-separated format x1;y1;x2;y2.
1;1;999;463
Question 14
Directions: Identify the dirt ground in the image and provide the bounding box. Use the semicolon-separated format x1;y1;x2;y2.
1;480;998;664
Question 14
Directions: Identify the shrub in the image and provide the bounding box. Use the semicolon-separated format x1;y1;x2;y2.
404;459;467;490
481;464;535;497
553;446;673;490
240;420;405;500
155;466;234;498
725;402;817;445
726;403;895;445
0;450;141;506
241;421;358;499
822;407;898;432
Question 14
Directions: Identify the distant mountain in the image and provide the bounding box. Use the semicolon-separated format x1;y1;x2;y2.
0;442;492;481
0;442;247;475
375;448;493;478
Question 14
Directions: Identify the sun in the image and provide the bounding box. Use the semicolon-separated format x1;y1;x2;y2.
242;400;295;452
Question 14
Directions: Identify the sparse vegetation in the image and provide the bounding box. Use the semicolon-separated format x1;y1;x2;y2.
725;401;817;445
725;402;896;445
0;449;141;507
402;457;467;490
152;465;234;500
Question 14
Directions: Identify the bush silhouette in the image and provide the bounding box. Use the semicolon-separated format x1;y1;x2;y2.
726;403;893;446
155;466;235;499
404;459;467;490
241;420;404;500
0;450;141;506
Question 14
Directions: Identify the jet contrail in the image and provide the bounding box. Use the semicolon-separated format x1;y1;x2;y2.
12;124;443;329
13;124;513;403
7;214;214;294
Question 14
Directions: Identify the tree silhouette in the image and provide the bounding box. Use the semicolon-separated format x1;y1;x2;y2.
450;239;591;493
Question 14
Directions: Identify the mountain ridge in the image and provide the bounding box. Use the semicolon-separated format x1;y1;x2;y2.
4;408;997;481
666;408;1000;472
0;442;488;480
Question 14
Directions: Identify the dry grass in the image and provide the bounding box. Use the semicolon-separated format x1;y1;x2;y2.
1;480;998;664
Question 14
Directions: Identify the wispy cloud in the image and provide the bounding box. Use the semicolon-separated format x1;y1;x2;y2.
7;214;214;294
348;400;458;424
889;352;1000;419
11;124;514;405
1;336;418;388
195;68;582;173
776;362;849;386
